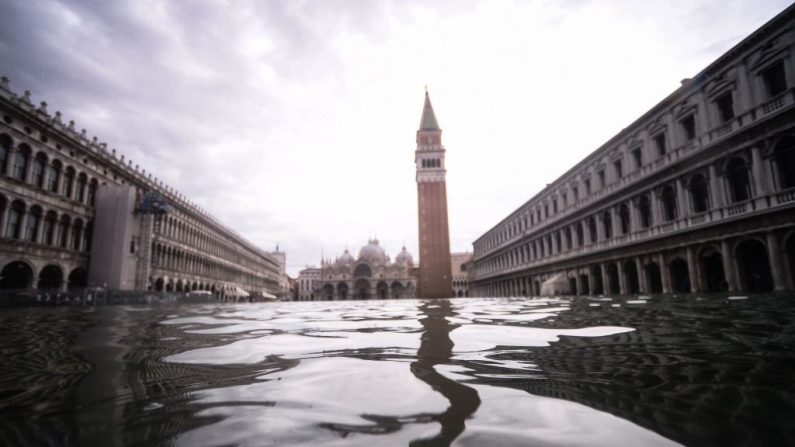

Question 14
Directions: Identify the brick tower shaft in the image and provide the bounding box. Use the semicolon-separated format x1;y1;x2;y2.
415;90;454;298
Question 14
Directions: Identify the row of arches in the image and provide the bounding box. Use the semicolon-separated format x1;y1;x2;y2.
477;137;795;254
320;280;413;300
0;194;92;251
151;242;271;288
0;133;99;207
479;232;795;297
477;142;795;277
0;260;87;291
156;214;270;272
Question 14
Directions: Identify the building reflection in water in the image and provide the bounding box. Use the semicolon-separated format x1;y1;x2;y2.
409;300;480;446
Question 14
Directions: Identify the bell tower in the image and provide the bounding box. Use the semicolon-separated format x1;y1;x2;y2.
415;89;453;298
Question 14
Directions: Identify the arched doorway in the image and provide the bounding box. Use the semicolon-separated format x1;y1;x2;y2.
354;279;370;300
376;281;389;300
700;248;726;292
624;260;640;294
645;262;663;294
67;267;88;290
569;277;577;295
154;277;165;292
669;258;691;293
0;261;34;289
736;239;773;292
166;280;174;292
391;281;404;298
336;282;348;300
591;265;604;294
578;274;590;295
38;264;63;290
606;263;620;295
322;284;334;300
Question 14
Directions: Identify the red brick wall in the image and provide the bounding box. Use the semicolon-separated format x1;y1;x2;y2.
417;181;454;298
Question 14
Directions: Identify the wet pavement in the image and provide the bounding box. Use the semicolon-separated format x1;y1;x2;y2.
1;295;794;446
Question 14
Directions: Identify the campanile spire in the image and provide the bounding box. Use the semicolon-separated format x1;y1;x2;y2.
415;89;453;298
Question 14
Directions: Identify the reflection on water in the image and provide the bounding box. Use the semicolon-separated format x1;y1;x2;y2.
1;295;794;446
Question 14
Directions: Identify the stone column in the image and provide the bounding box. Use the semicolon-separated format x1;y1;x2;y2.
576;273;585;296
766;232;787;291
659;253;672;293
4;150;14;177
570;225;579;249
35;216;44;243
587;267;596;295
617;261;628;295
17;212;28;241
709;165;725;209
687;246;701;292
596;215;606;242
676;178;689;219
23;156;34;184
637;258;648;294
611;207;621;238
629;202;639;233
601;264;611;295
751;146;769;198
721;240;739;292
651;192;662;227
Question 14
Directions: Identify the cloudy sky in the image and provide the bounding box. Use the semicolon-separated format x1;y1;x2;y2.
0;0;791;275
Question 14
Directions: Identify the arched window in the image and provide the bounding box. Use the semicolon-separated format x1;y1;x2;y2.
565;227;572;248
602;211;612;239
58;216;70;248
43;211;57;245
422;159;426;168
76;173;88;203
84;221;92;252
0;134;11;174
638;195;652;228
588;216;597;243
70;219;83;250
63;167;75;198
6;201;24;239
725;157;751;202
13;145;30;181
88;179;98;206
773;136;795;190
25;206;42;242
661;185;677;221
618;204;630;234
46;160;61;192
576;223;584;246
689;173;710;213
32;153;46;188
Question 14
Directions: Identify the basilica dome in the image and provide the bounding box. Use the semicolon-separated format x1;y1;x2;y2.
394;246;414;267
336;249;354;266
358;239;387;263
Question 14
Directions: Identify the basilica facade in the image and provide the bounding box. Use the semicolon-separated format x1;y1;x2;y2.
317;239;417;300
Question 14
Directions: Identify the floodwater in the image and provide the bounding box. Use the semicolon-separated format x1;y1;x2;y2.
1;295;794;446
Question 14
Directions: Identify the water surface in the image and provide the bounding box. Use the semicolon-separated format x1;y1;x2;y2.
1;295;794;446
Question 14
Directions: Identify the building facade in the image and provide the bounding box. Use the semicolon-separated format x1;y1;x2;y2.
451;252;473;297
0;78;281;299
472;5;795;297
297;266;321;301
415;90;454;298
316;239;417;300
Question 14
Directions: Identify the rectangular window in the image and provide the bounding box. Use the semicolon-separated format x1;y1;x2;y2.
562;193;568;207
762;61;787;97
632;148;642;168
572;187;578;201
613;159;623;180
584;179;591;195
654;133;666;156
681;115;696;141
597;170;605;188
716;92;735;123
553;200;558;213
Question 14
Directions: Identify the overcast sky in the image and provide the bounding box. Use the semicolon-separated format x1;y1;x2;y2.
0;0;791;275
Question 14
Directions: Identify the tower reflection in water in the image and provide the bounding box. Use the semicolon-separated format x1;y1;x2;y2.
409;300;480;446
